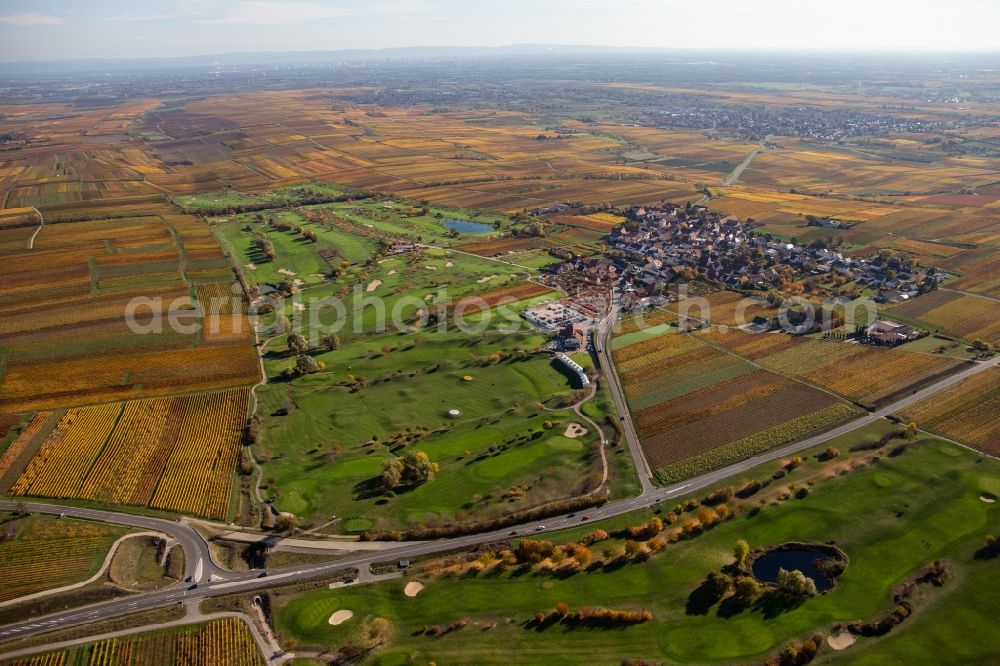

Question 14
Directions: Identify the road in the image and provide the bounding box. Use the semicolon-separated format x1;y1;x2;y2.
594;304;656;493
1;346;997;644
721;137;768;186
26;207;43;249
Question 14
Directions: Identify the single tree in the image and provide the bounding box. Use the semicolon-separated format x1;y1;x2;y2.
295;354;320;375
287;332;307;354
321;333;340;351
734;539;750;568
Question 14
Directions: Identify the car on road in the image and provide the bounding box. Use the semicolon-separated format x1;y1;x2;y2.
188;583;199;590
535;525;546;531
581;515;590;521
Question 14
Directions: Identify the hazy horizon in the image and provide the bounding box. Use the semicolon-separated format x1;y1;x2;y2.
1;0;999;63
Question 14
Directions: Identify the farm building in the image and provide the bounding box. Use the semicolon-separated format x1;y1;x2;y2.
868;320;917;345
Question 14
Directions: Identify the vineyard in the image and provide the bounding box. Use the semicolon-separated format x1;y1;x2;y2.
898;367;1000;456
0;342;259;413
612;329;859;476
0;206;259;413
694;330;966;406
674;291;776;327
2;617;264;666
616;308;678;335
889;290;1000;344
9;388;250;520
0;515;124;603
0;412;56;487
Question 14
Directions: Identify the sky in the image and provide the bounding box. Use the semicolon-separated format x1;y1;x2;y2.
1;0;999;62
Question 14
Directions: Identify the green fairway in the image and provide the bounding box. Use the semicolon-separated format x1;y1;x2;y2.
273;430;1000;664
255;340;601;528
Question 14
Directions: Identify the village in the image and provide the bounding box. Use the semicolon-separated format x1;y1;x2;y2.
541;202;946;307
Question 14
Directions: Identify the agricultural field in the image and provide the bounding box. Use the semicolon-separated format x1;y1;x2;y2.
271;429;1000;665
0;210;259;413
612;328;859;482
673;290;777;327
694;328;968;408
7;389;250;520
0;512;126;603
888;289;1000;344
898;366;1000;456
0;54;997;666
2;617;264;666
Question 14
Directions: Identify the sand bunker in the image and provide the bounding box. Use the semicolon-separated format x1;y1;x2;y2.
477;275;497;284
246;263;257;270
980;493;997;504
293;302;305;311
278;268;296;276
387;270;397;275
445;261;454;268
425;265;437;270
328;609;354;625
404;581;425;597
564;423;588;439
366;279;382;292
827;632;856;650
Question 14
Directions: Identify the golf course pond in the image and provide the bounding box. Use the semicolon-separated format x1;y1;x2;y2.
443;219;494;234
750;543;848;593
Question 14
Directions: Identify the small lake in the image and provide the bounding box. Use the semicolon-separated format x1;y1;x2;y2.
443;219;494;234
751;549;834;592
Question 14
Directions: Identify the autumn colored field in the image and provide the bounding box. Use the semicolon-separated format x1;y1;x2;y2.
2;617;264;666
612;329;859;481
9;389;250;520
0;210;259;412
889;289;1000;344
695;328;966;406
0;514;125;603
898;366;1000;456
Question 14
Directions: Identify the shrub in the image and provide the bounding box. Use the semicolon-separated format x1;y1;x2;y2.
704;571;732;599
785;455;805;471
705;485;735;505
733;576;761;605
777;568;817;598
736;480;762;498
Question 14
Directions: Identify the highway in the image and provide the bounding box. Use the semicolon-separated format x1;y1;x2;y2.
0;333;996;644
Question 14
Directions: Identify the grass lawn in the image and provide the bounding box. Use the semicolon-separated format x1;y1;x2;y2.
611;323;677;350
897;334;979;360
273;429;1000;665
